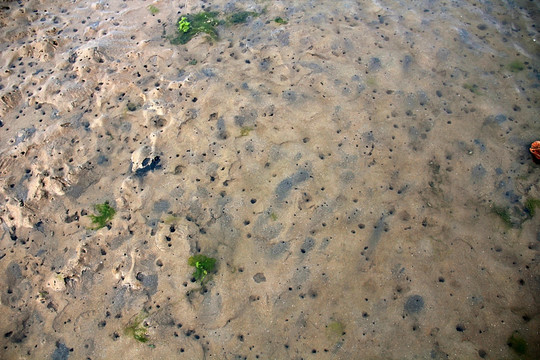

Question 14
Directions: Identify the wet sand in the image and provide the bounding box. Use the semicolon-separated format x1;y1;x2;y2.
0;0;539;359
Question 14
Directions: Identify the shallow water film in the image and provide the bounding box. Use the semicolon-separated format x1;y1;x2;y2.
1;0;539;359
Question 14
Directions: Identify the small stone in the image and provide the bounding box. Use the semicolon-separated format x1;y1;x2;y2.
253;273;266;283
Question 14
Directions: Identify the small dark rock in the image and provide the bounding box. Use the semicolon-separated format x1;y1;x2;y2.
253;273;266;283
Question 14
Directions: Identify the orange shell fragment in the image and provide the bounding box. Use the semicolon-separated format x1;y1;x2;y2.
531;141;540;160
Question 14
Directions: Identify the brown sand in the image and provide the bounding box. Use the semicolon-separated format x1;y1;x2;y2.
0;0;539;359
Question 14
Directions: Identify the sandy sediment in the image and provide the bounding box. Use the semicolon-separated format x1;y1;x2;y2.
0;0;539;359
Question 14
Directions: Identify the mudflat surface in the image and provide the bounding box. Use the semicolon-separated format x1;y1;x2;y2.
0;0;539;359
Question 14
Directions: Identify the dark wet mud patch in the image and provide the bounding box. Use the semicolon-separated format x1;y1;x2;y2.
51;341;71;360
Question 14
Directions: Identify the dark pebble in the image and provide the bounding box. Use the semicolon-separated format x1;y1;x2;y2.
253;273;266;283
478;349;487;358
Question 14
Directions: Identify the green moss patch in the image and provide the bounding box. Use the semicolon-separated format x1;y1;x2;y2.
463;83;480;95
507;331;527;355
274;17;288;24
171;9;265;45
188;254;217;284
148;5;159;15
171;11;220;45
89;202;115;230
326;321;345;341
508;60;525;72
227;11;259;24
525;198;540;218
125;311;149;343
491;205;512;228
240;126;253;136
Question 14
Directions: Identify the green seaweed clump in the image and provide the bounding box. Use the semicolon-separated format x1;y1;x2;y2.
463;83;480;95
188;254;216;284
491;205;512;228
125;311;149;343
274;17;288;24
525;198;540;218
148;5;159;15
178;17;190;32
171;11;220;45
240;126;253;136
508;60;524;72
228;11;259;24
507;331;527;355
89;202;115;229
326;321;345;341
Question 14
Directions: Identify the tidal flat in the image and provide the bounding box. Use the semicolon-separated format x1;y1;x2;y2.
0;0;539;359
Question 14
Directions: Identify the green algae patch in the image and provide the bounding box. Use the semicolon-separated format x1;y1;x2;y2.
163;214;179;224
148;5;159;15
171;11;220;45
89;202;115;230
326;321;345;341
178;17;191;33
525;198;540;218
171;9;265;45
463;83;481;95
274;17;288;24
125;311;149;343
490;199;540;228
227;11;259;24
188;254;216;284
508;60;525;72
365;77;377;87
507;331;527;355
240;126;253;136
491;205;512;228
